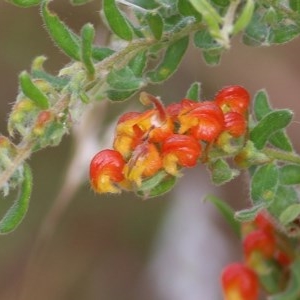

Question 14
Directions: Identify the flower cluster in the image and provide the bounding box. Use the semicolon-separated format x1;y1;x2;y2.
221;211;294;299
90;86;250;195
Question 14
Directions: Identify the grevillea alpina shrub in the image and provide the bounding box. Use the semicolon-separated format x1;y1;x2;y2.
2;1;300;298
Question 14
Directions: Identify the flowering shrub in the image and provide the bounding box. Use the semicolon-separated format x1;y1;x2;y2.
2;0;300;299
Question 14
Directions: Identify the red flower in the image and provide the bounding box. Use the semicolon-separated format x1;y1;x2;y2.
162;134;201;175
124;142;162;186
243;229;276;264
178;101;225;142
223;112;247;138
215;85;250;115
90;149;125;193
221;263;259;300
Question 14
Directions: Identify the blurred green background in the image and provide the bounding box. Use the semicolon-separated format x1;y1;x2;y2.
0;1;300;300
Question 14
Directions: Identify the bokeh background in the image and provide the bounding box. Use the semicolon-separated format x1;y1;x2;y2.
0;1;300;299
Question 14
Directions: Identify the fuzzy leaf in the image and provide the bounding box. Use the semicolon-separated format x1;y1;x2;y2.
41;1;81;60
186;82;201;101
177;0;202;20
209;159;239;185
81;23;95;76
250;110;293;150
128;51;147;77
107;67;144;91
251;163;279;204
6;0;40;7
146;12;164;40
0;164;32;234
279;165;300;185
205;194;240;237
148;36;189;83
137;171;177;198
253;90;293;151
103;0;133;41
279;204;300;226
92;47;115;61
235;202;267;222
19;71;50;109
106;89;137;101
268;185;298;220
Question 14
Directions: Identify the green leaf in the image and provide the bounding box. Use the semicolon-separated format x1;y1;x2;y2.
268;185;298;220
148;36;189;83
202;48;223;65
0;164;32;234
41;1;81;60
250;109;293;150
194;29;221;50
189;0;222;34
270;258;300;300
185;82;201;101
251;163;279;204
210;0;229;7
235;202;267;222
137;171;177;198
146;12;164;40
205;194;240;237
232;0;255;35
103;0;133;41
81;23;95;77
209;158;239;185
290;0;300;13
279;204;300;226
194;29;223;65
19;71;50;109
253;90;293;152
106;89;137;101
6;0;41;7
242;11;270;46
269;25;300;44
177;0;202;20
107;67;144;91
128;51;147;76
70;0;93;5
92;47;115;61
279;165;300;185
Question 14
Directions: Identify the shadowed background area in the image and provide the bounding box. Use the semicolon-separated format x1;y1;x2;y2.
0;1;300;300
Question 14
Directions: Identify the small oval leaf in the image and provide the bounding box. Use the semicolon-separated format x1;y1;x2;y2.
103;0;133;41
250;110;293;150
186;82;201;101
148;36;189;83
81;23;95;76
251;163;279;204
209;158;239;185
41;1;81;60
19;71;50;109
6;0;41;7
279;164;300;185
146;12;164;40
279;204;300;226
0;164;32;234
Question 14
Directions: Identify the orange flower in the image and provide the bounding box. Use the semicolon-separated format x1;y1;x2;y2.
124;142;162;186
162;134;201;175
215;85;250;115
90;149;125;193
223;112;247;138
221;263;259;300
178;101;224;142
